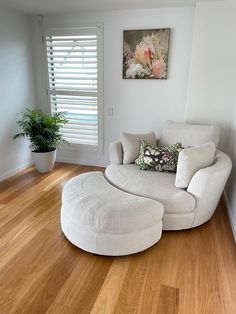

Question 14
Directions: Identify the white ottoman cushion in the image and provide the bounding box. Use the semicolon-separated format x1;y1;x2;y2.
61;172;164;256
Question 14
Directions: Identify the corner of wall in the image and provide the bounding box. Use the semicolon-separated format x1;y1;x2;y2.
223;191;236;242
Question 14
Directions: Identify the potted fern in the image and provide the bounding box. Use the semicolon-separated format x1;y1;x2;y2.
14;108;68;173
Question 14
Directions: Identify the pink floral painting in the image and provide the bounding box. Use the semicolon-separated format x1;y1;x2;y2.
123;29;170;79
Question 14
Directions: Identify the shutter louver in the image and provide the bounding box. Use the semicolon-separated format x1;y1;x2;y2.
45;28;100;146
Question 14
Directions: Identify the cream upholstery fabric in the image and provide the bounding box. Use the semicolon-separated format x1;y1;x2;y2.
107;137;231;230
175;142;216;189
110;140;124;165
110;140;123;165
121;131;156;164
61;216;162;256
163;212;195;230
61;171;164;255
159;120;220;147
105;164;196;214
187;150;232;227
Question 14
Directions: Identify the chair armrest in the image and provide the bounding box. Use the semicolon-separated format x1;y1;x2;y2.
187;150;232;227
110;140;123;165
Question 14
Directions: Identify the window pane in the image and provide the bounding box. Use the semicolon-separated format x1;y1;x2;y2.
45;29;100;146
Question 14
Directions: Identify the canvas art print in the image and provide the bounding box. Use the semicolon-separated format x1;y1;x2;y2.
123;28;170;79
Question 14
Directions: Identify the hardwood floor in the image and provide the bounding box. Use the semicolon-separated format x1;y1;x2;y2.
0;163;235;313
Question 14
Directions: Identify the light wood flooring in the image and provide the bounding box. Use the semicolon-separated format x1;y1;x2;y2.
0;163;235;313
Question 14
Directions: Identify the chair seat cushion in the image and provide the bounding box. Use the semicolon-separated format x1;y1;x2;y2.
62;171;164;234
105;165;196;214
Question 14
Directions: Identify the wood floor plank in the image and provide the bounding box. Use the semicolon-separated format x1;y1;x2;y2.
0;197;59;269
0;163;77;226
0;164;87;270
0;163;66;204
113;250;150;313
46;251;113;314
0;165;36;195
0;163;235;313
10;235;80;313
90;257;130;314
0;228;70;312
135;240;171;313
157;285;179;314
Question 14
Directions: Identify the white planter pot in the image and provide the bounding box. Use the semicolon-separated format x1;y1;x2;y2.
32;150;56;173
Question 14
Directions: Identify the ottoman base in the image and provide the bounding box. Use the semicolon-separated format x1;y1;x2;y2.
61;209;162;256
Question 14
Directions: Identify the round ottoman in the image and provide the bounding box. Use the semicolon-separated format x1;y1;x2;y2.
61;172;164;256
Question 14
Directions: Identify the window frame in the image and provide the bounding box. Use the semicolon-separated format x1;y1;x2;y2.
42;24;104;153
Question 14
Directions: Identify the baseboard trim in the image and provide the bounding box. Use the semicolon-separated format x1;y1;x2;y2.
0;160;33;182
223;191;236;242
56;156;108;168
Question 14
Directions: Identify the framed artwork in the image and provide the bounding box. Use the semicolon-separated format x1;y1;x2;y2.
123;28;170;79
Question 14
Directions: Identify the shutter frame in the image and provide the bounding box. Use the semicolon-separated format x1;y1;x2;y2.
44;26;103;150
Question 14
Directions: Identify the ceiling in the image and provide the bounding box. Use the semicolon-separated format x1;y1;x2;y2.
0;0;222;14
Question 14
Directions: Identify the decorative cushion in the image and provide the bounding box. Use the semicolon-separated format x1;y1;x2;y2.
121;131;156;164
159;120;220;148
135;140;183;173
135;139;152;166
175;142;216;189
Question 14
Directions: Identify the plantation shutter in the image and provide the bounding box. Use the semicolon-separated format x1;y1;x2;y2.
45;27;102;147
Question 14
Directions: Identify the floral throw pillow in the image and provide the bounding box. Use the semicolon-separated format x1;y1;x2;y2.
135;140;183;173
135;139;156;166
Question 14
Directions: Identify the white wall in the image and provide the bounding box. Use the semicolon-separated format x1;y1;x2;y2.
32;7;195;166
186;0;236;239
0;4;36;180
186;1;236;151
226;102;236;239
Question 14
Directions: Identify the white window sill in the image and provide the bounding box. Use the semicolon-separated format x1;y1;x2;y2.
59;142;102;153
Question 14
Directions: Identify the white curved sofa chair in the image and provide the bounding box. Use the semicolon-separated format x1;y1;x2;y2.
105;121;232;230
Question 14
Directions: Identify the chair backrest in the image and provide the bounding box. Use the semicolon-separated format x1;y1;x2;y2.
159;120;220;147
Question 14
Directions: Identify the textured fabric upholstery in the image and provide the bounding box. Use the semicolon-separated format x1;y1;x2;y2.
62;171;163;233
105;164;196;214
187;150;232;227
159;120;220;147
163;212;195;230
121;131;156;164
108;123;231;230
110;141;123;165
61;217;162;256
61;172;164;255
175;142;216;188
110;140;123;165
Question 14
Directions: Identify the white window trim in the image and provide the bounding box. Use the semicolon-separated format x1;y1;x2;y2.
42;24;104;153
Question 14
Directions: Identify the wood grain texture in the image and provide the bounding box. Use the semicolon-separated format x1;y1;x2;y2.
157;285;179;314
0;163;235;313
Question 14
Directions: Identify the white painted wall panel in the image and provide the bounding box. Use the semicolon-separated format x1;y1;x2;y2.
186;0;236;240
0;4;36;180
